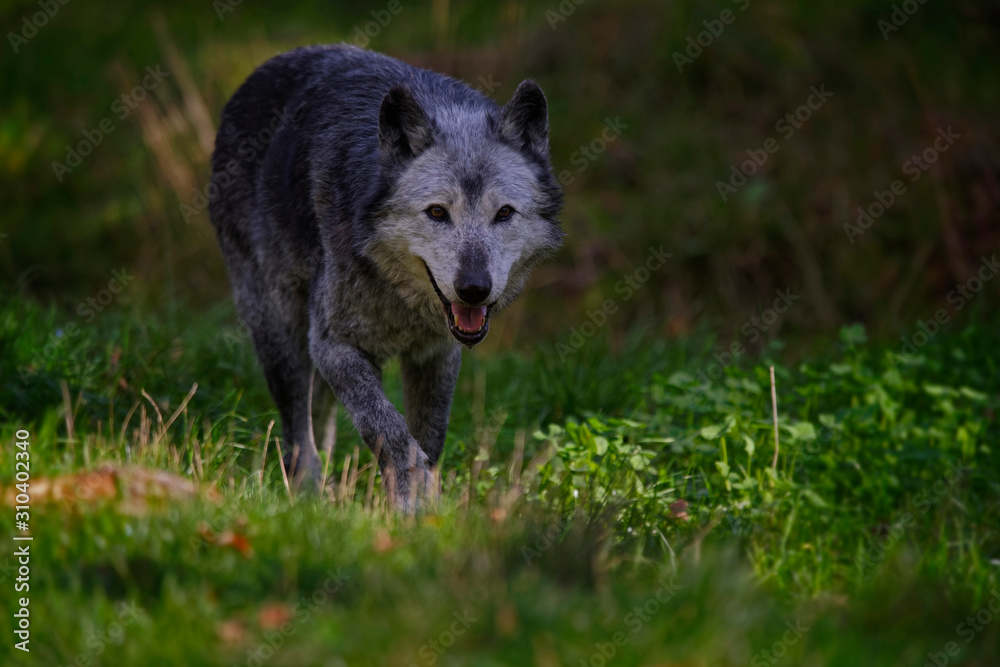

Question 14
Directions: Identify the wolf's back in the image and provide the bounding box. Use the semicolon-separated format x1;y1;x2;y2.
208;45;494;248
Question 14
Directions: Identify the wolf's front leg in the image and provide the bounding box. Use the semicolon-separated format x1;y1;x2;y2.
401;344;461;466
309;334;434;510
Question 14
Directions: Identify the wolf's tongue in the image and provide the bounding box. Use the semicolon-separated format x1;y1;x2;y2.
451;303;487;332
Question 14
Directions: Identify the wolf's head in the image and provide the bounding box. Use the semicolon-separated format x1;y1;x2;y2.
368;80;563;347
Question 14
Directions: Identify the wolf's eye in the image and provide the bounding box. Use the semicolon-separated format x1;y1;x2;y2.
425;205;448;221
495;205;515;222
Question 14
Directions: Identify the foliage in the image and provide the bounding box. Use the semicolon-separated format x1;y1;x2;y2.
1;296;998;664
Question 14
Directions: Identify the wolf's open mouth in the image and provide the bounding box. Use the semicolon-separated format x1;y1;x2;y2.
423;263;491;347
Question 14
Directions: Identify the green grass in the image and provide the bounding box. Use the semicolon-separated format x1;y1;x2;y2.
4;1;999;663
1;295;999;665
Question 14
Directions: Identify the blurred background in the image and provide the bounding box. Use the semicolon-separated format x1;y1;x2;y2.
4;5;1000;663
2;0;998;356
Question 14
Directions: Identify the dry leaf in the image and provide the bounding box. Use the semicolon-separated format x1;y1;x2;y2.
496;603;518;636
668;499;690;521
215;530;254;557
373;528;395;553
257;603;293;630
197;522;216;541
109;346;122;372
1;465;219;515
216;620;246;644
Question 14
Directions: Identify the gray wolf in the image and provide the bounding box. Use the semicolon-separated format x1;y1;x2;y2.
209;45;562;508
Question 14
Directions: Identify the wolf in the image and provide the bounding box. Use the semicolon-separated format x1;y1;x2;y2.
209;45;562;508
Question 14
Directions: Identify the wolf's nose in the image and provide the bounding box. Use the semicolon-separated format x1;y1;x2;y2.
454;269;492;305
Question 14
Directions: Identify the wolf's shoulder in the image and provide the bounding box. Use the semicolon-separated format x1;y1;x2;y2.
249;44;493;113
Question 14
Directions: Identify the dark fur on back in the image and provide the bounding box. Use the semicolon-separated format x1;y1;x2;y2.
209;44;562;507
211;45;559;263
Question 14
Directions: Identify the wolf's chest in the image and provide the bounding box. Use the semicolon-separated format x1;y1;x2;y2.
329;285;446;363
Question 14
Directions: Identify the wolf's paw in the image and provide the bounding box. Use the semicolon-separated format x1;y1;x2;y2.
387;443;440;513
286;449;324;497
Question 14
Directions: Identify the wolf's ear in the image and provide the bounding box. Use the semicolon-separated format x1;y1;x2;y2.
498;80;549;156
378;85;433;165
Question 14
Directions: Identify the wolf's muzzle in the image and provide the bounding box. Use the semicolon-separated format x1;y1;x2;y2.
423;262;491;347
454;268;492;306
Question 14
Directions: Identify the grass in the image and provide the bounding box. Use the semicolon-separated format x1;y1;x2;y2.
1;295;999;665
4;1;999;664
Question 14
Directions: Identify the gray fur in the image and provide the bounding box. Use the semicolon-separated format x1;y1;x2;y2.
209;44;562;509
